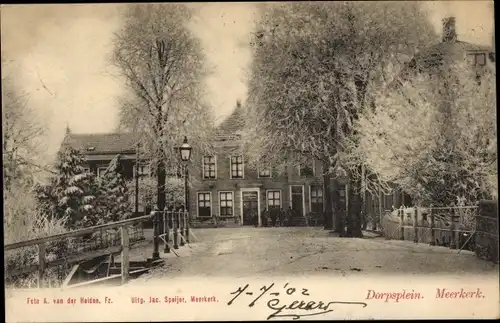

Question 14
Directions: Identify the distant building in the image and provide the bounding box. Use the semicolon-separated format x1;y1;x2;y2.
400;16;495;81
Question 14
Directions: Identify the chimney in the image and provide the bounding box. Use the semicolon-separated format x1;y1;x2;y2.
442;17;457;43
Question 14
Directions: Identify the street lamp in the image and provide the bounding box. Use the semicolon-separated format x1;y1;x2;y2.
178;136;192;244
179;136;192;162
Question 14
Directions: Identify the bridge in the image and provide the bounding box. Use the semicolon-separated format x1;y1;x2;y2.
4;210;192;289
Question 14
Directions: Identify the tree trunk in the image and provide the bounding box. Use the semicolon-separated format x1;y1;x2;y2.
346;174;363;238
332;178;344;235
323;160;333;230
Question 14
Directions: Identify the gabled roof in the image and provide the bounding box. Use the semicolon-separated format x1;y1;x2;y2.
60;132;139;155
214;101;246;141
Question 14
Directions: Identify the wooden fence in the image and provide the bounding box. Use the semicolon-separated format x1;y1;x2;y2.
382;206;477;252
4;213;153;289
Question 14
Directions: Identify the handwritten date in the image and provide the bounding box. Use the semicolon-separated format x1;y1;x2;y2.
228;283;367;320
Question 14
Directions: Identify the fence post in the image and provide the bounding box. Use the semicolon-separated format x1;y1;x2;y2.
37;243;46;288
185;211;190;243
180;210;185;247
152;209;160;259
173;211;179;249
121;225;130;284
399;208;405;240
449;208;457;249
163;208;170;254
429;207;435;246
413;206;419;243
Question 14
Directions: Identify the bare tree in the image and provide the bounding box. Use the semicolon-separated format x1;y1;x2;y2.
245;2;437;236
112;4;214;211
2;59;50;190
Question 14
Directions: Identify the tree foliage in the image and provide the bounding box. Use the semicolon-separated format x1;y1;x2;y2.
99;154;133;222
357;62;497;206
245;1;437;174
112;3;215;173
34;148;101;229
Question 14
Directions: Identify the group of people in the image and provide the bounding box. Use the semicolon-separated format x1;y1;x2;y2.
252;207;298;227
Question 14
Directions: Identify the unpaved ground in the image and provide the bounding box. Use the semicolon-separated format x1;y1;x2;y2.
130;227;499;282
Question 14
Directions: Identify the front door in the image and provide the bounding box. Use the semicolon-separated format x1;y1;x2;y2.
290;186;304;217
242;190;259;225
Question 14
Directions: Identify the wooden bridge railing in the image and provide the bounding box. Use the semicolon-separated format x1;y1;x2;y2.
4;213;154;288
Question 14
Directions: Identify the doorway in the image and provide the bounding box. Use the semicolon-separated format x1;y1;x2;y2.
290;185;305;217
241;189;260;226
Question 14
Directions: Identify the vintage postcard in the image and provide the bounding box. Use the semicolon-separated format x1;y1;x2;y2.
2;1;499;321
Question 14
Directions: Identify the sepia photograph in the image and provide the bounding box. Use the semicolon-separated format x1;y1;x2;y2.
2;1;498;321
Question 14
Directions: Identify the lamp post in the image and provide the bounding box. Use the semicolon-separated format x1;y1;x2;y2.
178;136;192;244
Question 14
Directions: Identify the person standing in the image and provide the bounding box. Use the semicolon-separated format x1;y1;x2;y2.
279;208;285;227
270;208;278;227
261;208;269;227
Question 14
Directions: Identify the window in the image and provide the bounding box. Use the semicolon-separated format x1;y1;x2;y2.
299;161;314;177
137;163;150;176
97;167;108;177
475;53;486;66
219;192;233;217
267;190;281;211
197;192;211;218
230;156;244;179
202;156;216;179
467;54;476;65
310;186;323;213
258;163;271;178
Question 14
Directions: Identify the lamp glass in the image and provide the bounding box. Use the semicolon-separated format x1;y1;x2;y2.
179;137;192;162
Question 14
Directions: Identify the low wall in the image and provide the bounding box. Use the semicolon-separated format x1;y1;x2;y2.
475;200;499;264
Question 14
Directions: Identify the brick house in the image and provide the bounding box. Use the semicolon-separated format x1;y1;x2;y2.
187;101;339;227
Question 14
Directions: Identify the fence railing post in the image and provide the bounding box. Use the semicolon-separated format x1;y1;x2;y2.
121;225;130;284
173;211;179;249
163;208;170;254
399;208;405;241
152;209;160;259
185;211;190;243
449;208;457;249
429;207;435;246
413;206;419;243
180;210;185;247
37;243;46;288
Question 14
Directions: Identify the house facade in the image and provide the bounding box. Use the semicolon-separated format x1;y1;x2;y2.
187;101;333;227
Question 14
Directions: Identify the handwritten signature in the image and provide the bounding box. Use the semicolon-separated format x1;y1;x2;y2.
228;283;368;320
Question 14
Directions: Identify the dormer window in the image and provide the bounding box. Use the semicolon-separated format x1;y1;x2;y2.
475;53;486;66
469;53;487;66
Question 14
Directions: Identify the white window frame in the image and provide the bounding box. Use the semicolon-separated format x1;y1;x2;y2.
202;155;217;179
196;191;212;218
229;155;245;179
257;163;272;178
298;160;315;177
266;189;282;209
218;191;234;218
309;185;324;213
97;167;108;177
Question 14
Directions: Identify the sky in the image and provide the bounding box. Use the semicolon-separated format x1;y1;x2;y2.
1;1;494;161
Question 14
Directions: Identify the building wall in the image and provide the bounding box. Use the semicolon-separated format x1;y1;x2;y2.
188;140;325;223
